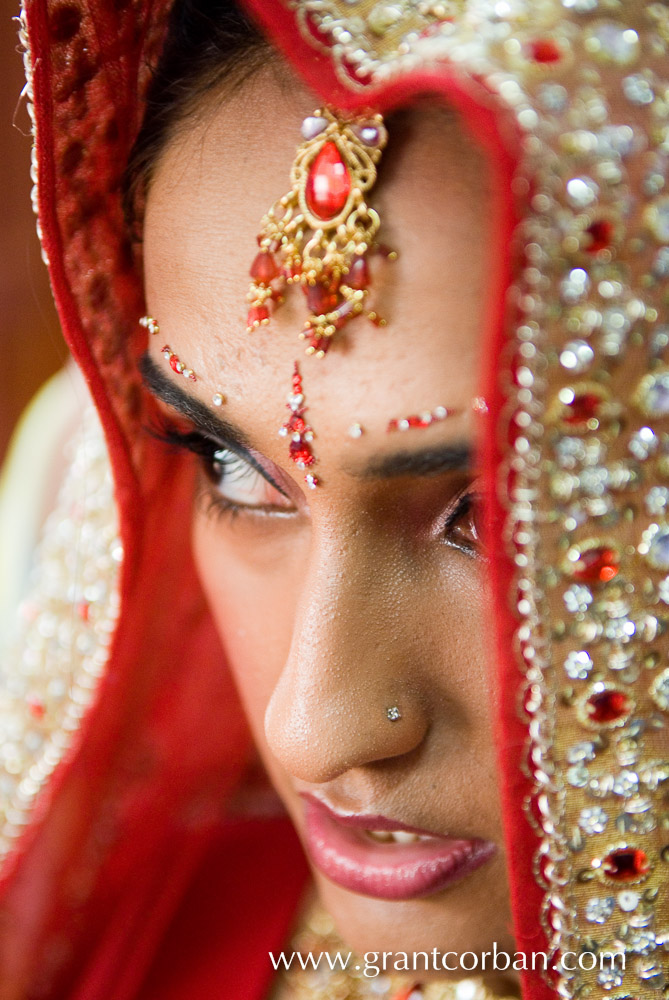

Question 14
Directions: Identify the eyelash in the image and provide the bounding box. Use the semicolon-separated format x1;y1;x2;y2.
152;419;483;552
151;420;287;520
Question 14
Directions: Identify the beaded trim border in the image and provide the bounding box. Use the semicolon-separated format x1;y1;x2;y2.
0;410;121;859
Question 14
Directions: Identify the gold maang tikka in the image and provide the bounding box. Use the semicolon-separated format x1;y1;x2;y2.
247;108;392;358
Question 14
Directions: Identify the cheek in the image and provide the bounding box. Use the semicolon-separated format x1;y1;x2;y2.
191;512;305;741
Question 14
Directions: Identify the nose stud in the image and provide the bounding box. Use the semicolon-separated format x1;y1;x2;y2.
386;706;401;722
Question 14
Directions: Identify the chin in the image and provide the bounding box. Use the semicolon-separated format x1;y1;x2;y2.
312;860;516;969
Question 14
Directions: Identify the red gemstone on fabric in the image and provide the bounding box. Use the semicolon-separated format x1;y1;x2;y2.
27;697;46;720
305;281;339;316
250;251;279;284
305;142;351;221
247;305;269;327
586;689;631;725
572;546;619;583
585;220;614;253
529;38;561;62
347;256;370;290
602;848;650;881
564;392;603;426
289;441;314;466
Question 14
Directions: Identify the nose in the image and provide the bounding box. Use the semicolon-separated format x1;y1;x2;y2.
264;533;430;783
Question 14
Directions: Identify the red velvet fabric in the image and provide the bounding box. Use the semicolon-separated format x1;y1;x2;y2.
8;2;550;998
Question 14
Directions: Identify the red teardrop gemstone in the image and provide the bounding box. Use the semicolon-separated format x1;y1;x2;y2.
289;441;314;467
247;305;269;328
564;392;603;426
250;251;279;284
529;38;561;63
169;355;181;374
305;142;351;221
347;256;370;290
305;281;339;316
586;689;631;725
572;546;619;583
585;220;614;254
602;848;650;882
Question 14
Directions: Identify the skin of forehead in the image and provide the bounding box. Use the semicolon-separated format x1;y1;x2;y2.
142;61;492;486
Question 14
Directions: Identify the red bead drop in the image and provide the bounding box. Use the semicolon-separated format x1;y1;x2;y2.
247;305;269;328
250;251;279;284
564;392;603;426
347;256;370;290
529;38;562;63
586;689;631;725
572;546;619;583
602;848;650;882
169;355;181;374
305;142;351;221
305;281;339;316
585;220;614;254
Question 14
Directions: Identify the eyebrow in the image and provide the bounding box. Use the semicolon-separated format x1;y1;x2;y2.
140;352;473;482
139;352;252;451
350;443;473;479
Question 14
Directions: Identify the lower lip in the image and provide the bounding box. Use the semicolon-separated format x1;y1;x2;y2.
303;799;496;902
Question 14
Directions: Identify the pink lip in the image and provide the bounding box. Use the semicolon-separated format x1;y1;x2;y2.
302;795;496;901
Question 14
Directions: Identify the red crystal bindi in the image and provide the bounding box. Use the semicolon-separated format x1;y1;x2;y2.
586;689;631;725
305;142;351;221
289;441;315;467
572;545;620;584
602;848;650;882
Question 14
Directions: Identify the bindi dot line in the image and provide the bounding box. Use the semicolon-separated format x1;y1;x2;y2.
387;406;461;433
161;344;197;382
142;317;226;408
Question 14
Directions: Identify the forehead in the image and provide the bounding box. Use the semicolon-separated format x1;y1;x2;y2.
142;65;492;464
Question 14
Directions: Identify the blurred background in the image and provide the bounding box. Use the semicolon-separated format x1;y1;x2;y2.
1;9;66;465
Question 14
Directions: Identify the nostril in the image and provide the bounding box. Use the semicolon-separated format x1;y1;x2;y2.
264;677;429;784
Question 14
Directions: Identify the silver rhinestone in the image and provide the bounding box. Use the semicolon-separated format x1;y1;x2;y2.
561;268;591;304
564;584;593;614
585;896;615;923
566;176;599;208
579;806;609;834
565;650;594;680
623;74;654;105
629;426;658;461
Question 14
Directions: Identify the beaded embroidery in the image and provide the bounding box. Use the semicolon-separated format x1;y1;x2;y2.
0;411;120;860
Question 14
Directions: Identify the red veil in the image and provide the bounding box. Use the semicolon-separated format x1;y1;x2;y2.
4;1;669;998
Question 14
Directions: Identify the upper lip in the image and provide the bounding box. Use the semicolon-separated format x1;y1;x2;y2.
300;792;448;839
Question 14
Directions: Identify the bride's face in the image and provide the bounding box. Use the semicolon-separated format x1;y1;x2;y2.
142;63;514;969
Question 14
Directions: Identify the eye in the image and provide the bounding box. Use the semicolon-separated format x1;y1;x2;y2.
442;488;485;557
204;447;294;512
151;420;295;515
